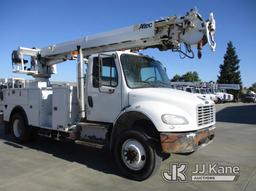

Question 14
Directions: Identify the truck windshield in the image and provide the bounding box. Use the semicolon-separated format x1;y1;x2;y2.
200;89;207;94
120;54;170;89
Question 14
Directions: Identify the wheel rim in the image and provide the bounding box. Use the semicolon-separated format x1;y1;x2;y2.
121;139;146;171
13;119;22;138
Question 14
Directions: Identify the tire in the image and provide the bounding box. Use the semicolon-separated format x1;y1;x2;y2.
4;121;11;134
10;112;31;143
217;98;222;104
113;130;162;181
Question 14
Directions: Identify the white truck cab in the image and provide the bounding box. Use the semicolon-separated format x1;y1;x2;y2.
87;51;215;132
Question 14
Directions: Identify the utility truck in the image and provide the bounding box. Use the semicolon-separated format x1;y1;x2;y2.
1;9;216;180
183;86;218;103
215;90;234;103
197;88;218;103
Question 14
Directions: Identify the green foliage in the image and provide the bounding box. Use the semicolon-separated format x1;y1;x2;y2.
249;82;256;92
182;71;201;82
170;71;201;82
170;74;182;82
217;41;242;85
217;41;242;100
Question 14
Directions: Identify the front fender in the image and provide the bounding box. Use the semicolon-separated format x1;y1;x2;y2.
115;100;197;133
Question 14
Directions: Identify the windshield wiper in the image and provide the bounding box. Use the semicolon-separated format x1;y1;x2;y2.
154;81;171;88
139;81;170;88
139;81;157;87
130;81;153;88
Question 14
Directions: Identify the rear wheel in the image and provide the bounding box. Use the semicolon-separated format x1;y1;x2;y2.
113;130;162;181
10;113;31;143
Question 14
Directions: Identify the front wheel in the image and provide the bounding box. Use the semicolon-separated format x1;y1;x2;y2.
217;98;222;104
113;130;162;181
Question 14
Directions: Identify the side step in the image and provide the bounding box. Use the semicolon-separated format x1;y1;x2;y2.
75;122;112;145
37;122;112;149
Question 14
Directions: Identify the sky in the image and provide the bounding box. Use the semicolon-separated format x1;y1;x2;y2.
0;0;255;87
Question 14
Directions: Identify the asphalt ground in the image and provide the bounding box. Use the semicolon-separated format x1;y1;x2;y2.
0;103;255;191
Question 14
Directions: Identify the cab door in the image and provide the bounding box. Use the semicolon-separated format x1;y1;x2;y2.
86;54;122;123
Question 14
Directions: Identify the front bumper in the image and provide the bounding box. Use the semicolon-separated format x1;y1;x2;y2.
160;126;215;154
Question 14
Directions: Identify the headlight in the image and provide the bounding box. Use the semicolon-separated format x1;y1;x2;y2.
161;114;189;125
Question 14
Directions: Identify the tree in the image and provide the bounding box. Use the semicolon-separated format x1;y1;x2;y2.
182;71;200;82
249;82;256;92
170;71;201;82
217;41;242;101
170;74;182;82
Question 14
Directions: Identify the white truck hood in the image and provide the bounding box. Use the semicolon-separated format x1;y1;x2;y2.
128;88;209;106
127;88;215;132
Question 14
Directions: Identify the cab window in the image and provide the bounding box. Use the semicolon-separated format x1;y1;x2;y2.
93;57;118;88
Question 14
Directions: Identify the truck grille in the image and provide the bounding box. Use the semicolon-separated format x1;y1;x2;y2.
197;105;215;126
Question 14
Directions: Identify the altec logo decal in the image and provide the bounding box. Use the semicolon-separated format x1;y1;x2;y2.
134;23;153;31
162;162;240;182
139;23;153;29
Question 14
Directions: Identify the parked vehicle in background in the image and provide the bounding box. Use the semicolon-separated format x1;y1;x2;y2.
214;89;234;103
198;88;218;103
171;82;237;104
241;91;256;103
184;87;218;103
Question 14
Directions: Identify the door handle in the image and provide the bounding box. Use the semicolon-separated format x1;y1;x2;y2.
99;86;115;94
88;96;93;108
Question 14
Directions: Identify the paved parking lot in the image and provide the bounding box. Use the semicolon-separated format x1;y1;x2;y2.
0;103;255;191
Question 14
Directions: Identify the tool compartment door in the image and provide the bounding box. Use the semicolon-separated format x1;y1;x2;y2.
52;86;78;130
